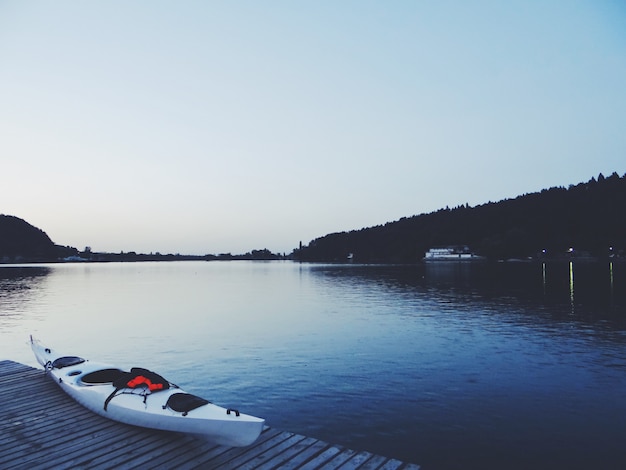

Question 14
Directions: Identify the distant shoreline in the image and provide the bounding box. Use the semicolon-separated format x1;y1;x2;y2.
2;256;624;266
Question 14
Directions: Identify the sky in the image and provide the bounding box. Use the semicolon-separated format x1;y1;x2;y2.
1;1;625;255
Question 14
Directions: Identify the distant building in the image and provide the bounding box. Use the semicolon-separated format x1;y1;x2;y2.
424;246;481;261
62;255;89;262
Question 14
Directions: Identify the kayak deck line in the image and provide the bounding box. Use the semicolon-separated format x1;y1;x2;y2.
0;360;421;470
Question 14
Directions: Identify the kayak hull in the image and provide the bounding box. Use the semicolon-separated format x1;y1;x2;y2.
30;337;264;447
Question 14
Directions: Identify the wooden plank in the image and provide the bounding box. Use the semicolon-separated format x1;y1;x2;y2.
77;431;189;470
159;437;248;470
0;413;120;466
0;388;74;415
0;371;44;385
47;435;157;470
159;442;235;470
22;415;167;469
80;431;182;470
339;450;376;469
0;408;95;454
0;399;80;430
162;428;277;470
2;397;102;435
0;387;117;456
317;448;358;470
148;436;223;469
137;435;215;470
358;454;393;470
377;460;406;470
185;428;287;469
222;432;306;469
1;385;79;416
0;405;101;451
0;361;34;376
297;445;346;470
260;438;331;470
0;374;52;393
0;374;64;401
25;426;152;470
1;364;43;377
252;435;320;470
0;376;53;394
0;368;40;383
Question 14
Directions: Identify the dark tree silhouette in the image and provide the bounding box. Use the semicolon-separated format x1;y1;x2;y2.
0;215;58;261
293;173;626;262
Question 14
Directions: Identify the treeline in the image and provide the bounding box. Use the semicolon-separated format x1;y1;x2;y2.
0;214;285;263
292;172;626;263
86;248;284;262
0;214;59;262
208;249;284;261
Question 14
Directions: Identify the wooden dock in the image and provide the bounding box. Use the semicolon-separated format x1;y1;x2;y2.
0;360;420;469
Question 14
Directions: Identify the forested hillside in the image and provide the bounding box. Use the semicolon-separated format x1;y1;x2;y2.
0;215;59;262
292;172;626;262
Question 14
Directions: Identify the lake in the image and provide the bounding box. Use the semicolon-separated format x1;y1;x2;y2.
1;260;625;469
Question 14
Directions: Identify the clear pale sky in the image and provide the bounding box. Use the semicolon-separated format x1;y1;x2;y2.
1;1;625;255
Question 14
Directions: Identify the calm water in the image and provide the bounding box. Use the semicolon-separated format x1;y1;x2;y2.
1;261;625;469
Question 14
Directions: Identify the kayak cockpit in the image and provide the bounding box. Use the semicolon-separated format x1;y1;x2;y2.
51;356;85;369
81;368;125;384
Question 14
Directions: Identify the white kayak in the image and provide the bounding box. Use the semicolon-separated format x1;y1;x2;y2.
30;336;265;447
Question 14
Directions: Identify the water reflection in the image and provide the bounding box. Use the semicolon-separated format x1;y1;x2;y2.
569;261;575;307
306;262;626;469
610;261;614;301
0;265;50;283
309;261;626;331
0;266;51;316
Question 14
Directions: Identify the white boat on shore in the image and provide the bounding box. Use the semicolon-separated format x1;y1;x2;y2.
30;336;265;447
424;246;483;261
